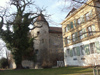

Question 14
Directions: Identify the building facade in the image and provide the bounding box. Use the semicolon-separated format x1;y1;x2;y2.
61;0;100;66
31;13;63;67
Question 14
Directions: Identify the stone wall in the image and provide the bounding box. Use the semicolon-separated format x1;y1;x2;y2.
49;33;64;65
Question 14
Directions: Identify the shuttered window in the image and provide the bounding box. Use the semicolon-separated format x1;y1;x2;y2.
95;41;100;53
89;10;93;18
88;26;92;36
75;32;78;41
79;30;83;39
74;20;77;27
70;22;73;29
82;28;87;38
67;35;71;44
90;43;95;54
66;26;68;32
81;15;85;23
67;24;70;31
77;18;81;25
69;49;73;57
91;25;95;35
67;49;70;56
73;47;77;56
64;38;67;46
72;33;75;42
80;45;85;55
84;44;90;55
76;46;80;56
85;12;90;21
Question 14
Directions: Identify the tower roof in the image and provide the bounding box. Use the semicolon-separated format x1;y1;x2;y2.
35;13;47;22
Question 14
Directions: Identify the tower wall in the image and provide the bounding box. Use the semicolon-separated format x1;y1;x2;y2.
31;21;49;65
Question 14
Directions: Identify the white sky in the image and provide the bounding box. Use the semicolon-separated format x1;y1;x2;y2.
0;0;72;27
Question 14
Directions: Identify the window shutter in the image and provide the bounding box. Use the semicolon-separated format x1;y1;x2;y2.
69;35;71;43
76;46;80;56
70;49;73;57
95;41;100;53
91;25;95;35
84;28;87;37
82;29;85;38
82;15;84;23
84;44;90;55
66;27;68;32
64;38;67;45
75;32;78;40
89;10;93;18
70;22;73;29
74;20;77;27
67;24;70;30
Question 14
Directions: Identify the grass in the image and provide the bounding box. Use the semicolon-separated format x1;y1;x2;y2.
0;67;93;75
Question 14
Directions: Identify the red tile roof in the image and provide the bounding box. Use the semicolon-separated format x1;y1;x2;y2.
49;27;62;33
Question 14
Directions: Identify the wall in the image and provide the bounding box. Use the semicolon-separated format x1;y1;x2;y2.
49;33;63;65
64;36;100;66
31;21;49;65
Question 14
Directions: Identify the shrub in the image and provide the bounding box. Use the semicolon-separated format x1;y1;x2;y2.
0;58;9;69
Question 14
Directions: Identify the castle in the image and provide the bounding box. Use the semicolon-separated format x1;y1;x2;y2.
31;13;63;67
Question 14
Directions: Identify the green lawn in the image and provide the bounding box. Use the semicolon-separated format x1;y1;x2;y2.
0;67;93;75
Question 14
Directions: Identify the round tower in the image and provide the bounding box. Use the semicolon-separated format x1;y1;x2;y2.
31;13;49;67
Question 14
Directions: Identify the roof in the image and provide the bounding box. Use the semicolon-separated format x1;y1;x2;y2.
66;8;76;18
49;27;62;33
35;13;47;22
61;0;93;24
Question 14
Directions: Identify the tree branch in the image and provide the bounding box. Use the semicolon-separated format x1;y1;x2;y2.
72;0;100;8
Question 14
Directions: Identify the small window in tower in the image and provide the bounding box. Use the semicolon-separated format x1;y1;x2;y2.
37;31;40;35
35;49;39;54
42;39;44;43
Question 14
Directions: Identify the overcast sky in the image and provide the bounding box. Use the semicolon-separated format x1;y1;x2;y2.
0;0;73;27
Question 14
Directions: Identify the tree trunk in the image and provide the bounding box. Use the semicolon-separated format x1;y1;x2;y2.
16;63;23;69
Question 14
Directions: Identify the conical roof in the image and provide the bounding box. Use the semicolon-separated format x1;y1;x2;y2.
35;13;47;22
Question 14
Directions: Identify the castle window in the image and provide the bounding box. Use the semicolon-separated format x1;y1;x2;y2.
42;39;44;43
37;31;40;35
35;49;39;54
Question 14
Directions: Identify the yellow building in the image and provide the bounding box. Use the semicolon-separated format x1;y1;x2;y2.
61;0;100;66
